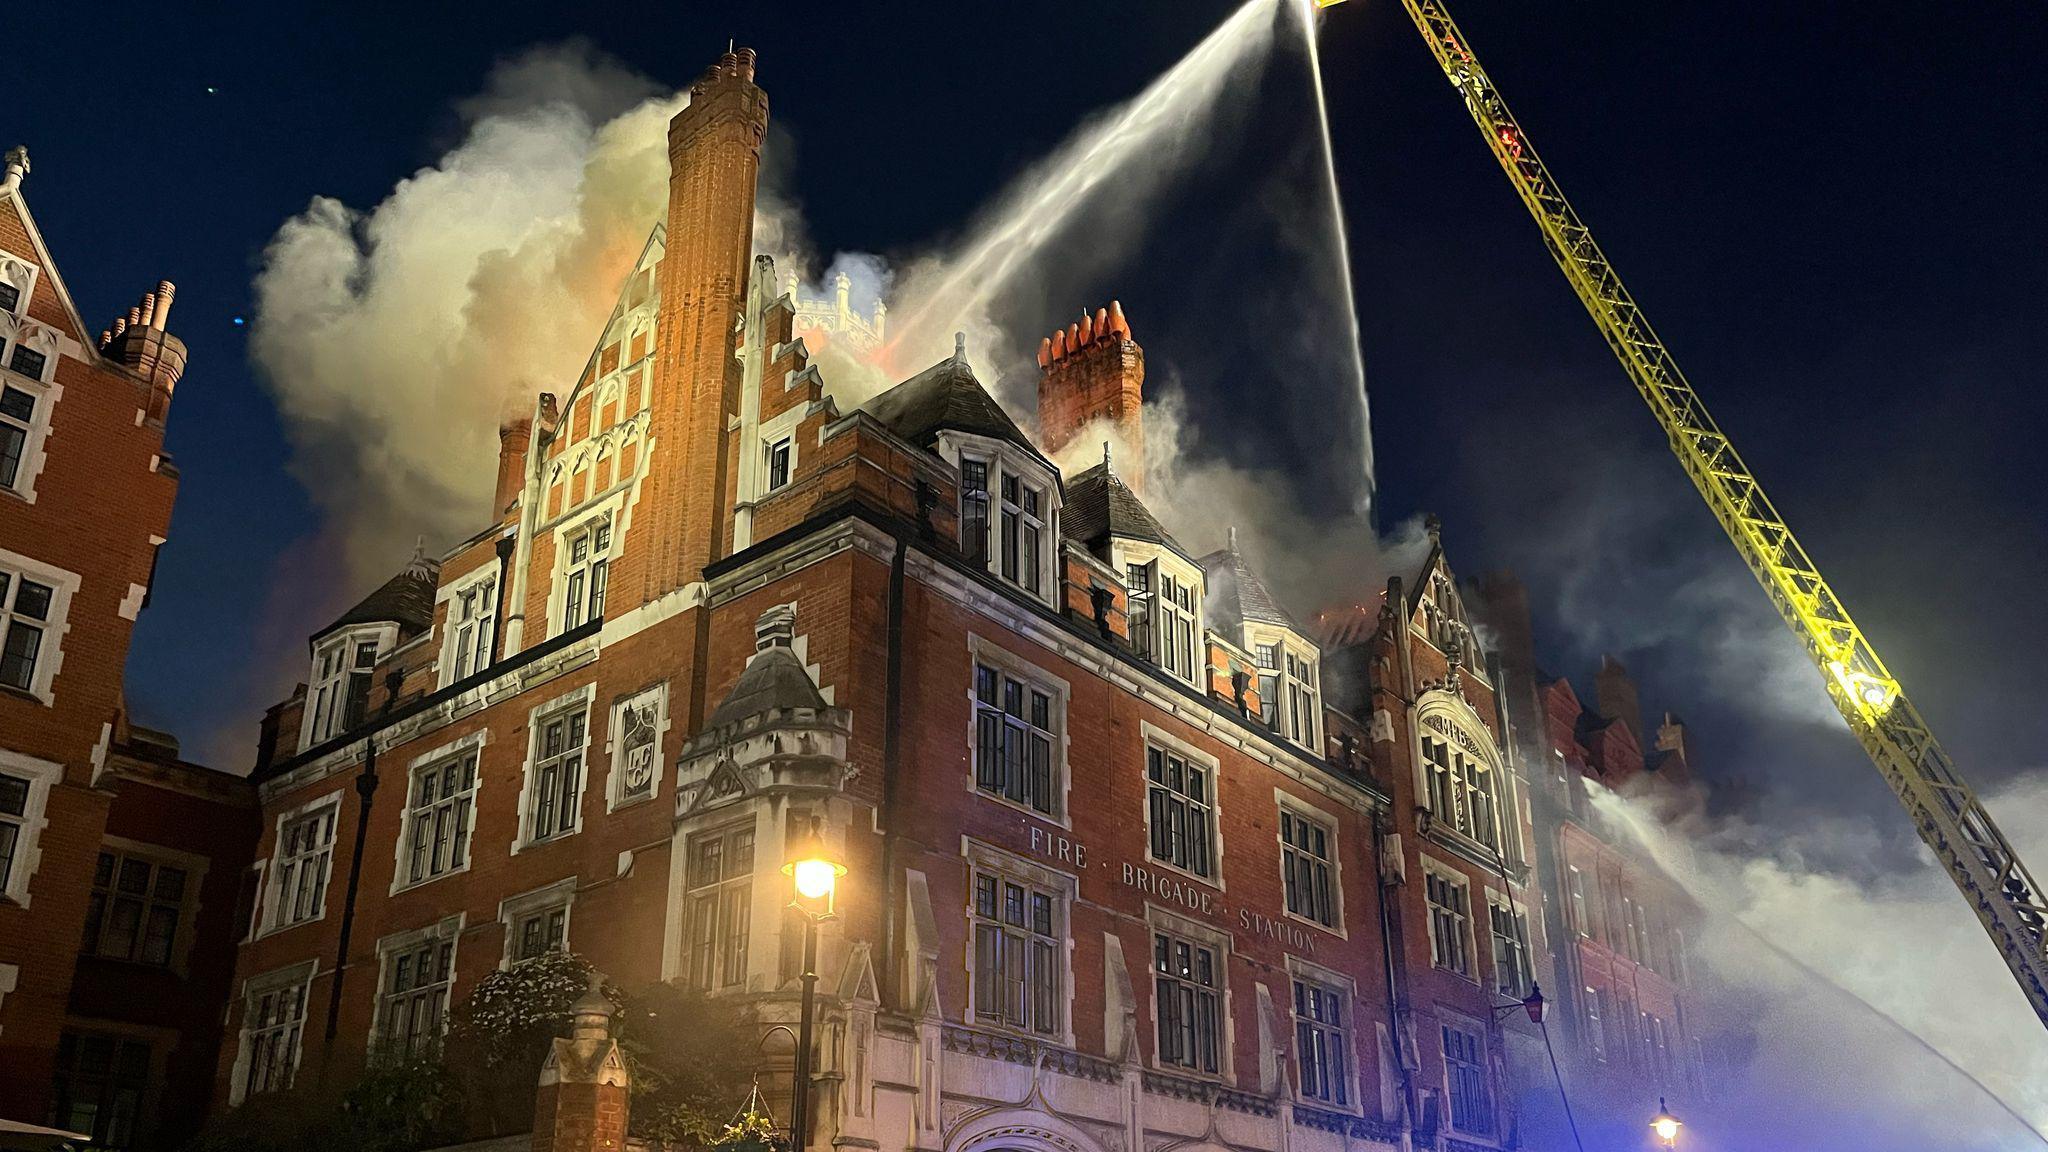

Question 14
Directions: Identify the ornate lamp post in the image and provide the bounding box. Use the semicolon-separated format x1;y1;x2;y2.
1650;1098;1683;1148
781;815;844;1152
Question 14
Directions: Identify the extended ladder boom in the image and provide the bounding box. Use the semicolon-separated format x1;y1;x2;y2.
1390;0;2048;1022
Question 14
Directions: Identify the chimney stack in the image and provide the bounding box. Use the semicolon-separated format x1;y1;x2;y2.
495;417;533;519
635;44;769;601
1595;654;1643;744
1037;299;1144;489
104;279;188;421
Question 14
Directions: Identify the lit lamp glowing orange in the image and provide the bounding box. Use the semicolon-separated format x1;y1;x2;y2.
783;816;845;918
1650;1098;1682;1148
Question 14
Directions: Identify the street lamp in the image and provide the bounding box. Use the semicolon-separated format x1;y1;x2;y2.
1491;981;1546;1025
781;815;844;1152
1650;1098;1683;1148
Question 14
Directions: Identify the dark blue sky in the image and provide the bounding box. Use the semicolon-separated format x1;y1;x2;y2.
14;0;2048;851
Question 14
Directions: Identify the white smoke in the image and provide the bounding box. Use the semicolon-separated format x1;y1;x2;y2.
1565;781;2048;1151
252;41;684;590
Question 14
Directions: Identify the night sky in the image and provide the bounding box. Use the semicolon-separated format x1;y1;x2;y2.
12;0;2044;835
15;0;2048;1138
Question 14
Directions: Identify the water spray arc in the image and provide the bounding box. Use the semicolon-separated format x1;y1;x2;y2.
1294;1;1377;517
885;0;1282;372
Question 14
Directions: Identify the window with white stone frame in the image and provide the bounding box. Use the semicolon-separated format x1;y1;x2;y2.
397;751;478;889
966;851;1072;1039
1420;717;1501;851
0;551;77;704
301;624;392;750
973;663;1056;817
1146;741;1216;881
1423;861;1474;979
233;962;313;1104
560;517;611;632
266;797;339;932
499;879;576;968
947;437;1059;605
1278;803;1338;929
0;751;62;904
1441;1020;1495;1136
684;822;755;990
1249;629;1321;750
1488;896;1533;998
523;700;588;845
1153;926;1224;1075
1127;557;1201;686
764;433;793;492
0;255;30;317
373;918;460;1059
1291;967;1353;1107
0;381;43;493
438;571;497;687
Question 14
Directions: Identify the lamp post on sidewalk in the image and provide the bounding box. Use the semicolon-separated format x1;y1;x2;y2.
782;815;845;1152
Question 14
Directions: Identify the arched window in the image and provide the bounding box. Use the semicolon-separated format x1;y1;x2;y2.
1418;711;1502;851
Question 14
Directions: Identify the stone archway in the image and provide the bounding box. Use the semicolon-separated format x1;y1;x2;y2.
948;1107;1110;1152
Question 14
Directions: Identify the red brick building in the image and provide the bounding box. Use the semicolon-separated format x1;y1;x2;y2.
214;48;1562;1152
0;145;258;1149
1473;575;1711;1125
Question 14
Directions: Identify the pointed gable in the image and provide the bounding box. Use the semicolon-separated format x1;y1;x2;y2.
0;155;100;349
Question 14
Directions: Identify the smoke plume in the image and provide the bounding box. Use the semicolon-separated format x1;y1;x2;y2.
1546;782;2048;1151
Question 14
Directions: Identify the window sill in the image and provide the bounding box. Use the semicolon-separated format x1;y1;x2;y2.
0;682;49;707
1281;907;1344;939
517;830;580;853
393;865;469;895
970;786;1066;831
1141;854;1223;893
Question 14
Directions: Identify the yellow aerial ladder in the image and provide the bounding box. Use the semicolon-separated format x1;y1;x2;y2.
1317;0;2048;1024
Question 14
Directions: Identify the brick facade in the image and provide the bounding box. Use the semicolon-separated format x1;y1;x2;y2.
0;151;256;1149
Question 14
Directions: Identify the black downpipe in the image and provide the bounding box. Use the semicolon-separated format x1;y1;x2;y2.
490;535;515;665
877;532;910;1009
322;675;401;1060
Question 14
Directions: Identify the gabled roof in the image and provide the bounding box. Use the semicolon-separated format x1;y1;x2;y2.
860;350;1044;465
1201;540;1303;636
1063;460;1188;560
313;558;439;645
1;167;102;348
705;646;828;731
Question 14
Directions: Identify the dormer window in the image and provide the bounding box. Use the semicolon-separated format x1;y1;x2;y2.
562;519;611;630
305;630;384;747
950;440;1059;605
1129;563;1200;684
1000;474;1046;597
1252;637;1321;749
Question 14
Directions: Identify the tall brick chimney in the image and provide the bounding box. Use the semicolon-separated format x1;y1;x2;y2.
99;279;187;423
639;47;769;600
1037;300;1144;488
1595;654;1643;744
532;974;630;1152
495;416;532;519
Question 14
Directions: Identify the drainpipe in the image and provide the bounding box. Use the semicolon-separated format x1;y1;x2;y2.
322;674;402;1062
1364;592;1417;1152
503;392;548;655
878;531;909;1009
491;534;516;665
